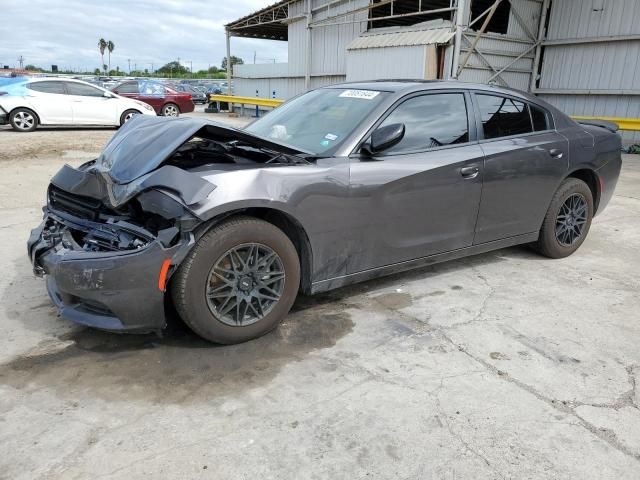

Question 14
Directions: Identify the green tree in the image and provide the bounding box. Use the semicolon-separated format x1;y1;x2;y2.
24;64;44;72
94;68;101;75
107;40;115;72
221;56;243;73
98;38;107;73
156;61;188;76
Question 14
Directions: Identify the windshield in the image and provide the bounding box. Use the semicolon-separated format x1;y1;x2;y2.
245;88;389;155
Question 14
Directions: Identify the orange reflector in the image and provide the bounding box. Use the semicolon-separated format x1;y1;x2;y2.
158;258;172;292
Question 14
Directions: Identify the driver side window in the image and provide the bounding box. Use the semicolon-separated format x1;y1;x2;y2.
378;93;469;154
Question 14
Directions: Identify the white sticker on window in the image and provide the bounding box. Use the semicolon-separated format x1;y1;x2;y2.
324;133;338;141
338;89;380;100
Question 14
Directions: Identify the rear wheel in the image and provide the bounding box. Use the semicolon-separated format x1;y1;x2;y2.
161;103;180;117
535;178;594;258
9;108;38;132
119;109;140;126
171;217;300;344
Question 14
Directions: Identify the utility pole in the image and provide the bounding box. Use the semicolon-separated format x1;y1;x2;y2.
128;58;131;74
190;60;193;77
17;55;24;69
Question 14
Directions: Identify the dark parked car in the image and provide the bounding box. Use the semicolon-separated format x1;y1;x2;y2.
28;81;621;344
110;80;194;116
173;84;208;104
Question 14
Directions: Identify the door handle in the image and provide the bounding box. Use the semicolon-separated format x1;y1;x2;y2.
549;149;564;159
460;166;480;179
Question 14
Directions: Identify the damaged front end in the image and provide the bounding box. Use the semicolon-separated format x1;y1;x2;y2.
27;115;309;333
27;173;198;332
27;115;309;332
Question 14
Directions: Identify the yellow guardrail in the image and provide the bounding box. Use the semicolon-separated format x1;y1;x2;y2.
572;116;640;131
208;94;284;108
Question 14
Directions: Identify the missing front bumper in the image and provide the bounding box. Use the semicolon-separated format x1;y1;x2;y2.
28;219;193;332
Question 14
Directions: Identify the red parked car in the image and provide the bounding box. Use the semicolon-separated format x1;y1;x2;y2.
111;80;194;117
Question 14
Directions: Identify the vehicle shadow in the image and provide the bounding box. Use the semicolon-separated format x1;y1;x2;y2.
0;245;539;403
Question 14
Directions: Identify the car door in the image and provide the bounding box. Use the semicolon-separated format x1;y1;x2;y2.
25;81;73;124
471;93;569;244
64;82;118;125
347;91;484;274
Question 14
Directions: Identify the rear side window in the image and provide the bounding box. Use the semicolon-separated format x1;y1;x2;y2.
378;93;470;153
116;82;139;94
476;94;532;139
27;81;66;94
66;82;104;97
530;104;550;131
140;82;165;96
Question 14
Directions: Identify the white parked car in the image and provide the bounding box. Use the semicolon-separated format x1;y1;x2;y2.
0;78;156;132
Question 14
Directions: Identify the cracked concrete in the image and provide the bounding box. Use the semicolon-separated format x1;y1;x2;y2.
1;115;639;479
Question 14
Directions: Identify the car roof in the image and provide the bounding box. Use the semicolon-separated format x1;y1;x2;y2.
28;77;106;87
324;79;535;101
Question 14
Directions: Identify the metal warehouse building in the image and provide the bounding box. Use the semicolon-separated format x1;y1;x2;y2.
225;0;640;140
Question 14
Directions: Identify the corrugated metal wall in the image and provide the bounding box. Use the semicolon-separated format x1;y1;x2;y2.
234;0;368;100
536;0;640;141
346;45;428;81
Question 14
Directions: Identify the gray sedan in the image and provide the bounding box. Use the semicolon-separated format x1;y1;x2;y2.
28;81;622;344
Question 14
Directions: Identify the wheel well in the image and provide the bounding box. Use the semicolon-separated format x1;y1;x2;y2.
196;208;314;295
120;109;142;121
567;169;600;212
163;102;179;111
9;106;40;124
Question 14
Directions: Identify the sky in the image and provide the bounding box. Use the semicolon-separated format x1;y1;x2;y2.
0;0;288;73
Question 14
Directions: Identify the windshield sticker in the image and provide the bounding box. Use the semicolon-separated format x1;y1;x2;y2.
320;140;330;147
324;133;338;141
339;89;380;100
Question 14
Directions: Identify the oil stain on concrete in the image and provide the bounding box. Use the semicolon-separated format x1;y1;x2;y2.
0;302;353;405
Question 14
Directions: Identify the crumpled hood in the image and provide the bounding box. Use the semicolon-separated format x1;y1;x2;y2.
95;115;305;184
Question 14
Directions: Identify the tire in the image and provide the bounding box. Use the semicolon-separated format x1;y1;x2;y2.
119;109;141;126
161;103;180;117
9;108;38;132
171;216;300;344
535;178;594;259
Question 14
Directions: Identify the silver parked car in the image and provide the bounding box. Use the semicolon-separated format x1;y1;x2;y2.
28;81;621;344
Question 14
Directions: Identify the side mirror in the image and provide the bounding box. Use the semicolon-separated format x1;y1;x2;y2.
362;123;405;156
104;91;115;98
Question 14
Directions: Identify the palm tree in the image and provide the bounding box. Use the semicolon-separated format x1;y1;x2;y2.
107;40;115;73
98;38;107;74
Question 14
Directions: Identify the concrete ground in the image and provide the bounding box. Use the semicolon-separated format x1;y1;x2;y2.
0;109;639;479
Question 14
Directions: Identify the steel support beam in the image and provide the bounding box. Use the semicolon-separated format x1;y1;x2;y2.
225;30;232;95
487;42;538;83
305;0;312;90
451;0;468;79
456;0;501;77
530;0;550;92
543;34;640;46
461;34;509;86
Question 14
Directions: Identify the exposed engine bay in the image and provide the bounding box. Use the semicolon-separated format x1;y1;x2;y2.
167;134;309;169
37;120;310;256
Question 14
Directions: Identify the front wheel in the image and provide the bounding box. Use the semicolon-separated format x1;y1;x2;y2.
161;103;180;117
535;178;594;258
9;108;38;132
171;217;300;344
119;109;141;126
